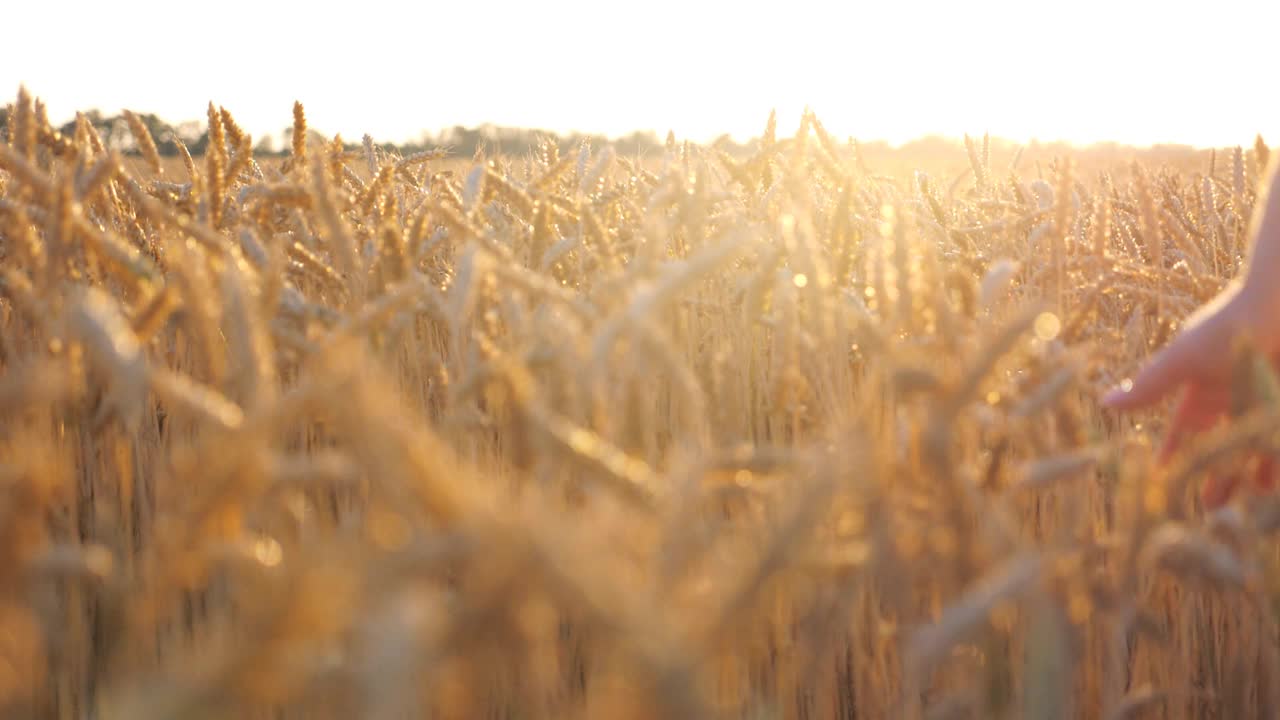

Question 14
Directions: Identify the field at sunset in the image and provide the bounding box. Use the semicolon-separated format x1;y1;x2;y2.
3;85;1280;720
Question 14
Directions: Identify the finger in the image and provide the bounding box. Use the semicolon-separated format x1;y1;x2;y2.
1255;453;1276;493
1156;383;1228;464
1102;334;1200;411
1202;472;1241;510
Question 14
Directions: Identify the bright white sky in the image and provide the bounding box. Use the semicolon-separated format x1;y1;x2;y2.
5;0;1278;149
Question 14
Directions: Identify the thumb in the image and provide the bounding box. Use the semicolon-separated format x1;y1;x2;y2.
1102;333;1198;411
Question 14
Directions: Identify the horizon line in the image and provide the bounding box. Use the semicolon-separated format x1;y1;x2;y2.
15;92;1270;154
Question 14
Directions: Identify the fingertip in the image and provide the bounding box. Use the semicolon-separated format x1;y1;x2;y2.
1105;335;1200;411
1101;386;1131;408
1101;380;1150;410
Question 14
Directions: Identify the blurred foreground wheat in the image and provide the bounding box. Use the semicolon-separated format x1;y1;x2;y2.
2;87;1280;719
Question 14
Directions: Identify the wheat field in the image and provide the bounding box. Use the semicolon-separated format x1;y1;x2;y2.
2;87;1280;719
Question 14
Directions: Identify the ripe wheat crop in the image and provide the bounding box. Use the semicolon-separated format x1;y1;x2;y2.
1;87;1279;719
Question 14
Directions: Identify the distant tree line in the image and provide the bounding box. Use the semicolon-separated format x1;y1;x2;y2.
0;106;762;161
0;106;1228;168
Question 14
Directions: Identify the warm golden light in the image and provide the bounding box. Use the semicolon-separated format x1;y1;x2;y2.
2;16;1275;710
1034;312;1062;342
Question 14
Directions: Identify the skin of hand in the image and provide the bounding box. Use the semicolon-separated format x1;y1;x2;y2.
1101;157;1280;509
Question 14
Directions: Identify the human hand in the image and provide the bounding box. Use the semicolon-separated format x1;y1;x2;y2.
1101;279;1280;508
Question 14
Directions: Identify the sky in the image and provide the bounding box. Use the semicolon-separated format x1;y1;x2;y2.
5;0;1278;149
